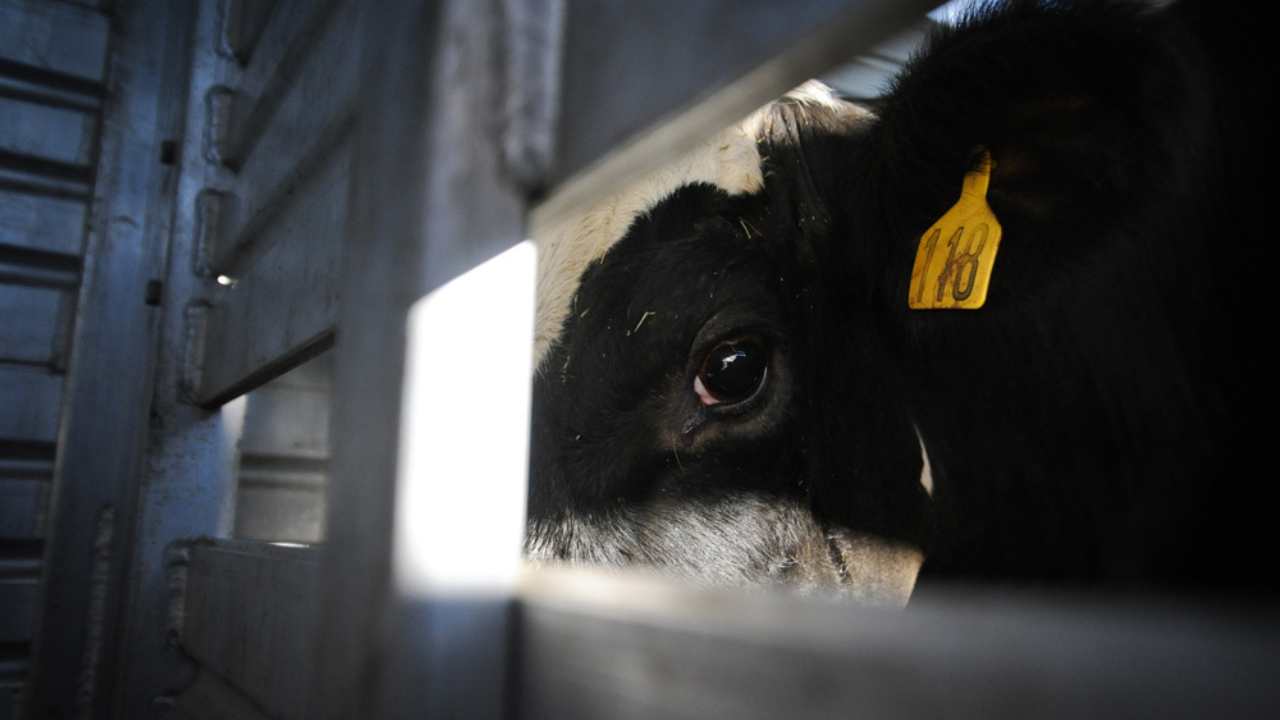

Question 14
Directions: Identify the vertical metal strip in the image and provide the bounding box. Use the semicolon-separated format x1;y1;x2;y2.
27;1;198;717
312;0;535;716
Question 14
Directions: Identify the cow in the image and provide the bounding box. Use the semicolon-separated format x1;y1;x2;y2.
524;0;1275;604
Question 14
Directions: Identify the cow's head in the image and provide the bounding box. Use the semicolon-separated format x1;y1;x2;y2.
525;84;931;605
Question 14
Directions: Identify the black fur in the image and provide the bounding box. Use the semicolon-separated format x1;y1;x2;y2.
528;1;1275;594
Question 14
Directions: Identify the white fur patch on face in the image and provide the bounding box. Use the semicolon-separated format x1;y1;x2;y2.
533;81;851;370
525;491;922;605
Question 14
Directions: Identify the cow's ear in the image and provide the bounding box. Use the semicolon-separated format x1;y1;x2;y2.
875;3;1190;223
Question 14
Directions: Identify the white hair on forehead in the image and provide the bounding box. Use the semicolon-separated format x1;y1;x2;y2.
533;81;846;370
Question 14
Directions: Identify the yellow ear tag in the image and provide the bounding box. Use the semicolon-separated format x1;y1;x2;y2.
908;152;1002;310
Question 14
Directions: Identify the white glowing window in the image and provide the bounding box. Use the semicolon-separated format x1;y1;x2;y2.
394;240;536;596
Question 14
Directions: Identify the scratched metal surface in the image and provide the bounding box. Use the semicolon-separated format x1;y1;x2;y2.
0;0;108;715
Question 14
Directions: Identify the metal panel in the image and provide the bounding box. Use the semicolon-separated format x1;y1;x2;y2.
534;0;935;231
187;0;359;404
0;191;88;256
0;683;19;720
0;580;36;644
0;436;52;542
0;0;109;82
219;0;342;168
208;0;358;270
518;569;1280;720
239;384;329;459
232;357;331;543
0;284;66;366
26;0;194;717
233;482;324;543
180;541;319;720
0;96;96;168
0;479;47;539
196;135;349;405
0;368;60;444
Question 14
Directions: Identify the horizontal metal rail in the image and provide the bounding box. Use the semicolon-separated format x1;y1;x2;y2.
179;542;1280;720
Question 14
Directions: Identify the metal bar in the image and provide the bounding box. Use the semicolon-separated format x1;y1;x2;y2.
106;0;253;715
174;546;1280;720
518;568;1280;720
533;0;935;232
312;0;531;716
25;0;192;716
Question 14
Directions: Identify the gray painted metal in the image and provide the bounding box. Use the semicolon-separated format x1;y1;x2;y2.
534;0;936;231
0;97;96;168
217;0;344;170
180;541;319;720
0;368;60;444
233;479;324;543
220;0;280;65
0;477;48;539
192;0;357;405
234;364;331;543
0;0;109;82
0;191;89;256
313;0;532;716
0;285;67;367
171;670;273;720
0;2;107;712
238;381;329;460
196;135;348;405
0;580;36;644
25;1;190;718
518;570;1280;720
177;545;1280;720
106;1;247;717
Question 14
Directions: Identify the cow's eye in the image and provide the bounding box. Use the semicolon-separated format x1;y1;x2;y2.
694;338;768;407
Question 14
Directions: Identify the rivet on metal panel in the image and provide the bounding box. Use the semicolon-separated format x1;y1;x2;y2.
500;0;565;191
180;301;212;404
193;189;232;278
204;87;237;166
